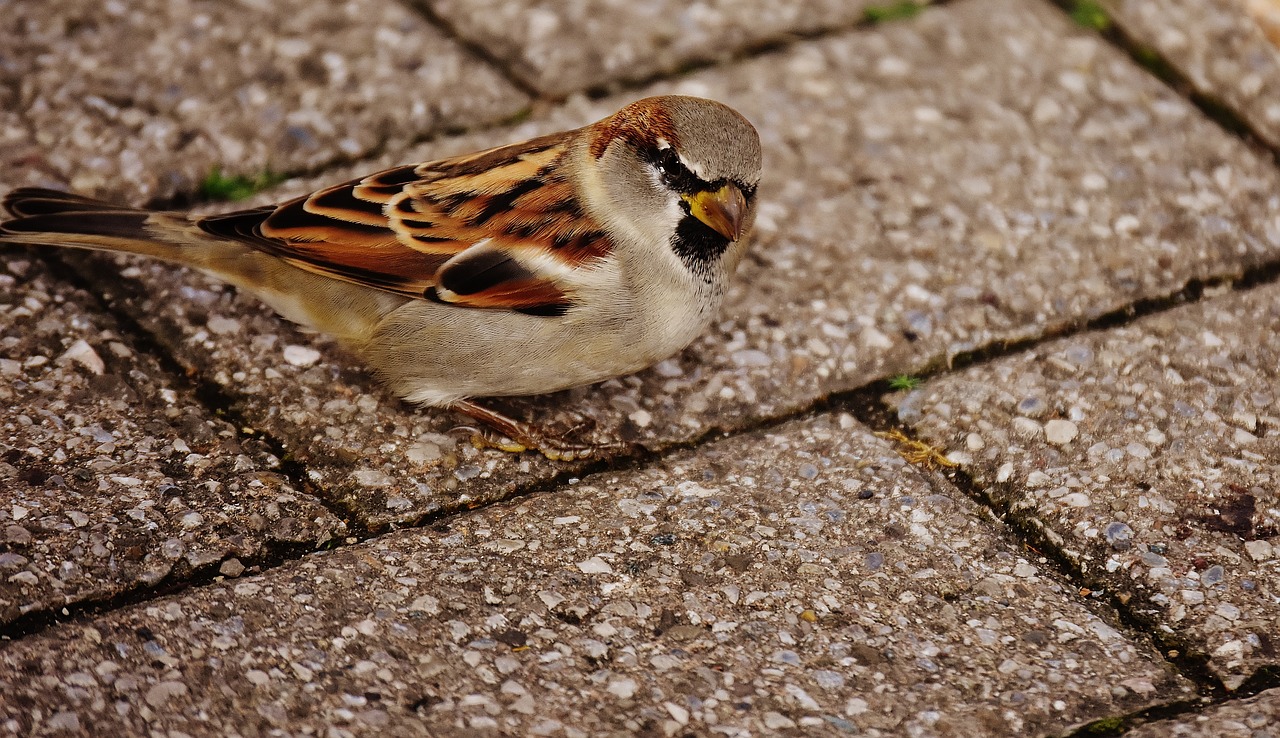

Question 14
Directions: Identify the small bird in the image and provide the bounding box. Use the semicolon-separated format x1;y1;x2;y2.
0;95;762;459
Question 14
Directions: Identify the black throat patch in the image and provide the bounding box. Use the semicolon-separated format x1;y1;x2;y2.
670;213;731;282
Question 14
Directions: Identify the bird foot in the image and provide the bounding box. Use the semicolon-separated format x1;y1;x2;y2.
450;399;626;461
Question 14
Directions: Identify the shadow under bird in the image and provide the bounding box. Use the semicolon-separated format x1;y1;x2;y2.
0;95;763;459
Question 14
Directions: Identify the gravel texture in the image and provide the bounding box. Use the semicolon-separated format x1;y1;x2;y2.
1129;686;1280;737
0;252;343;628
2;0;1276;733
418;0;886;97
50;0;1280;529
891;282;1280;690
1103;0;1280;151
0;0;528;204
0;415;1191;736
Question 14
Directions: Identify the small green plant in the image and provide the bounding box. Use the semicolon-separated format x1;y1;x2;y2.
863;1;923;24
1067;0;1111;31
199;167;285;202
1132;46;1176;80
501;107;533;126
1081;715;1127;736
888;374;923;391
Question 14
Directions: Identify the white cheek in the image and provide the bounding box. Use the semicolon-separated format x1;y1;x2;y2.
660;192;685;232
677;153;708;181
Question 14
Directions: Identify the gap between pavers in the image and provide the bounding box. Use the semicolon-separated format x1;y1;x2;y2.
54;0;1280;534
0;414;1194;736
1100;0;1280;153
0;0;528;205
889;280;1280;692
413;0;904;97
1126;684;1280;737
0;252;345;631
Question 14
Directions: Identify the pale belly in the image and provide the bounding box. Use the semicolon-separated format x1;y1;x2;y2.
358;293;716;406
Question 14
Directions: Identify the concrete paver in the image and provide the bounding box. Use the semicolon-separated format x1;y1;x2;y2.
892;282;1280;690
418;0;884;97
0;252;344;628
1129;686;1280;737
0;0;528;203
1102;0;1280;151
0;415;1192;736
74;257;550;529
62;0;1280;529
6;0;1280;731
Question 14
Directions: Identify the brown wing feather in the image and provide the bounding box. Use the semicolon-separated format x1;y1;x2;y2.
196;131;615;312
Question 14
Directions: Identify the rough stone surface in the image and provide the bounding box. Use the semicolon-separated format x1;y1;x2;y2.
0;252;343;627
0;108;48;195
0;416;1192;736
4;0;1278;732
1129;686;1280;737
1102;0;1280;151
0;0;528;204
58;0;1280;528
419;0;883;96
892;282;1280;690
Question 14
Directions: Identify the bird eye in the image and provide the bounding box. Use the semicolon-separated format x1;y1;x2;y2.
652;149;698;192
655;148;681;175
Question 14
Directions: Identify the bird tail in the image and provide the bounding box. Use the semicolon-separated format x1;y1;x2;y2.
0;187;194;261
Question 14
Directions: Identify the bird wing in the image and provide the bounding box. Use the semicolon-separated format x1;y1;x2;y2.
197;131;613;315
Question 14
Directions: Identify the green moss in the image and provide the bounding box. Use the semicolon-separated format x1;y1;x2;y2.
1080;716;1127;735
501;107;533;126
1132;45;1184;86
863;1;923;24
1066;0;1111;31
199;167;286;202
888;374;923;391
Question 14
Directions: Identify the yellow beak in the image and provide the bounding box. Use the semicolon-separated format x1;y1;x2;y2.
683;184;748;241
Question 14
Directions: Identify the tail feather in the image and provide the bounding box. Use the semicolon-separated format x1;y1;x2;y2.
2;187;125;217
0;187;186;260
2;210;152;239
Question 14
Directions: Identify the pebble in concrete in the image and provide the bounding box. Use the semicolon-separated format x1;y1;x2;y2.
1128;685;1280;737
72;0;1280;530
0;253;344;627
2;0;528;203
892;282;1280;690
1103;0;1280;151
0;415;1192;736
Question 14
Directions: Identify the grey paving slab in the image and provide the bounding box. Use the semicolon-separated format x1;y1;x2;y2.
0;415;1192;737
418;0;887;97
890;282;1280;690
0;0;528;204
1129;686;1280;737
75;257;546;529
1102;0;1280;151
57;0;1280;529
0;251;345;628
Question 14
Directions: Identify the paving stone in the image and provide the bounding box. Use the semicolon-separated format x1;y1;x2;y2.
0;415;1192;736
418;0;886;97
1102;0;1280;151
1129;686;1280;737
0;0;528;204
890;282;1280;690
53;0;1280;529
0;252;344;628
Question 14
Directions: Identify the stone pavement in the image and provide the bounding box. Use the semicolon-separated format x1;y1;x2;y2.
1;0;1279;735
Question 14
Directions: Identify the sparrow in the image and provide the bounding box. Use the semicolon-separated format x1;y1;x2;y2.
0;95;763;459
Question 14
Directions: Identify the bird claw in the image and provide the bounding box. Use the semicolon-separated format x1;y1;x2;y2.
466;427;618;461
450;399;626;461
